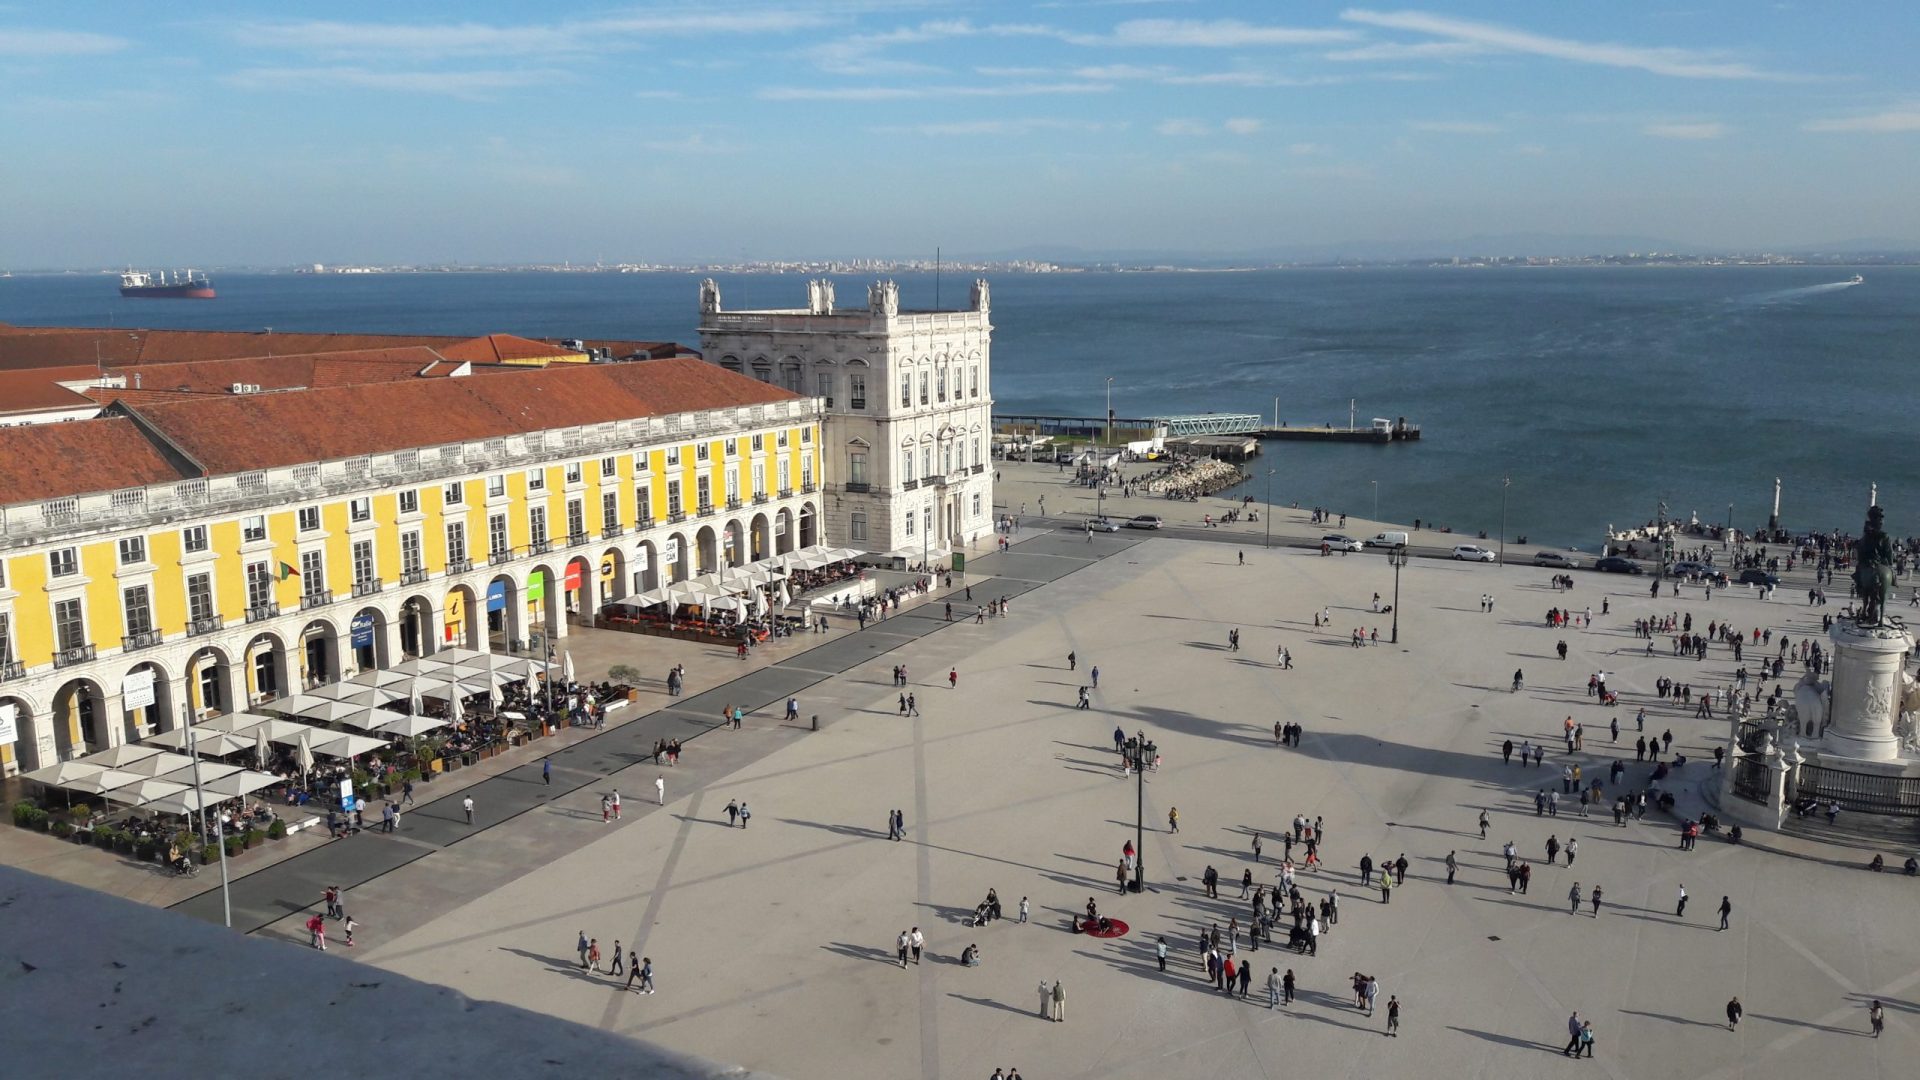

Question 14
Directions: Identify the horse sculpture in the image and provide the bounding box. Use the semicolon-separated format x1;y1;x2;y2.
1853;505;1896;627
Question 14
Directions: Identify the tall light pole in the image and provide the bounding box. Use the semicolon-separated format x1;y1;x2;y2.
1388;543;1409;644
183;697;231;928
1104;377;1114;447
1371;480;1378;522
1264;467;1275;549
1128;735;1153;890
1499;476;1510;565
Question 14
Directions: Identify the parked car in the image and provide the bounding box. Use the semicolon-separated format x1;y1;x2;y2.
1086;517;1120;533
1321;534;1363;552
1365;531;1410;548
1594;556;1645;575
1737;568;1779;587
1451;544;1496;562
1124;515;1164;530
1670;561;1729;584
1532;551;1580;569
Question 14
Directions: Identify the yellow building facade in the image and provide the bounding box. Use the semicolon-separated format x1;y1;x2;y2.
0;368;821;776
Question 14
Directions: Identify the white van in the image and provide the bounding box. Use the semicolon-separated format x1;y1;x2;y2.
1365;531;1409;549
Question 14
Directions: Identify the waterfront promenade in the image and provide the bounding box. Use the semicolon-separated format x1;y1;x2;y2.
321;527;1911;1079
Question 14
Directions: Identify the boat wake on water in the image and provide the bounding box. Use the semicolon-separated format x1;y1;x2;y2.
1734;276;1864;306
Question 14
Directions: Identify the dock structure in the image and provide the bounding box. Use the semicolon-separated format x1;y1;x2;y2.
1164;435;1260;461
993;412;1420;444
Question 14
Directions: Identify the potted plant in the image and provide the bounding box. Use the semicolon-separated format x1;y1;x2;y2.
224;836;244;858
135;838;159;862
12;801;36;828
116;831;137;854
31;807;51;832
243;827;263;850
267;820;287;841
200;842;220;865
51;820;74;840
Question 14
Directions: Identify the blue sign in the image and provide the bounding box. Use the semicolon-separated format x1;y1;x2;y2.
486;580;507;613
350;612;376;648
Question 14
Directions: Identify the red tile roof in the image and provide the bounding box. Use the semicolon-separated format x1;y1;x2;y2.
0;326;678;371
435;334;581;363
0;366;108;415
121;358;803;475
0;417;189;502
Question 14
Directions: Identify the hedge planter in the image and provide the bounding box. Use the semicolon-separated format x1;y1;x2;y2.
224;837;244;858
267;820;287;841
51;821;73;840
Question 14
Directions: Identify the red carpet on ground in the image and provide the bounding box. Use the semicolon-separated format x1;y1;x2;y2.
1077;918;1129;938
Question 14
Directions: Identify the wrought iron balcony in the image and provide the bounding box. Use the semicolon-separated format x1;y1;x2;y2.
801;482;816;494
971;463;986;475
667;511;686;524
300;589;335;610
778;487;794;499
901;479;920;491
53;644;96;669
697;502;716;517
602;523;624;540
529;538;554;556
187;615;224;637
400;568;428;586
0;660;24;682
566;532;588;548
123;629;163;652
843;481;871;494
726;496;743;510
352;579;385;598
245;602;281;624
638;515;656;529
447;557;474;574
753;492;770;505
849;397;866;410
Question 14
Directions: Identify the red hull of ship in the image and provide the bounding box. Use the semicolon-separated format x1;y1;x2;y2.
120;284;216;299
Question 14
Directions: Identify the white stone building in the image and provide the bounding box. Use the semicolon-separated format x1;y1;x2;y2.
696;278;995;560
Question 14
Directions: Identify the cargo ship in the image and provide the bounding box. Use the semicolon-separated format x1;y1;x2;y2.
119;268;215;299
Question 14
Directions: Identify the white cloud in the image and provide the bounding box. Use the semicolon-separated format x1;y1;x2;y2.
808;19;1060;76
1409;120;1503;134
1156;118;1211;136
871;118;1120;137
1079;19;1358;47
1804;106;1920;133
1643;122;1727;139
225;66;567;98
0;27;128;55
1325;40;1485;62
1340;9;1786;79
231;12;826;60
1224;118;1263;135
759;82;1114;102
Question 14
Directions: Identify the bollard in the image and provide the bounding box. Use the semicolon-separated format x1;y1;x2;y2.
811;714;819;731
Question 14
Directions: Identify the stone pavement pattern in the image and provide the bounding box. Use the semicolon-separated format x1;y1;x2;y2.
166;529;1920;1077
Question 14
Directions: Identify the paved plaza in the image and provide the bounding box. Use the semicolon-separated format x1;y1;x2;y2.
238;523;1916;1080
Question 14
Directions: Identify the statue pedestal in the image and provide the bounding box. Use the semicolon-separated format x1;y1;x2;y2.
1822;621;1913;762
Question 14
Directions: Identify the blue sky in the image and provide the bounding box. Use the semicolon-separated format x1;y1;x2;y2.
3;2;1916;265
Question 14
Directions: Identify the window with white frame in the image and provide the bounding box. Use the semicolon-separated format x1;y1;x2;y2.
726;466;739;501
48;547;78;578
399;532;422;575
752;434;763;452
527;468;546;491
300;550;325;595
242;515;267;542
298;506;320;532
666;446;681;466
816;372;833;403
182;525;209;553
900;373;912;408
942;441;954;475
118;536;146;565
801;426;812;445
849;373;867;410
937;366;947;402
565;462;582;485
601;456;617;479
904;510;916;538
777;430;789;448
972;437;982;467
922;446;933;478
446;523;466;566
696;441;710;461
351;540;376;586
602;491;618;529
245;561;273;609
53;598;85;653
636;484;652;520
802;454;813;487
488;513;509;557
849;512;868;542
444;481;465;505
399;489;420;514
529;506;548;543
970;365;979;397
0;612;13;666
186;573;214;623
566;499;585;539
487;474;506;498
122;585;153;636
666;480;682;515
971;492;982;517
724;438;737;458
696;475;711;509
847;451;866;486
753;462;766;492
919;371;929;405
901;449;914;483
348;498;371;523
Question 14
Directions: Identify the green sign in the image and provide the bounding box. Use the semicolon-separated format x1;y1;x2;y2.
527;570;545;602
953;552;966;573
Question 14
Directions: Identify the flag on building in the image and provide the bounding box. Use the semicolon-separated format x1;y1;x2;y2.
278;561;300;580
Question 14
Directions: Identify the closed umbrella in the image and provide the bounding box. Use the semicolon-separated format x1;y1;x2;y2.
562;652;576;685
255;725;269;770
296;730;314;785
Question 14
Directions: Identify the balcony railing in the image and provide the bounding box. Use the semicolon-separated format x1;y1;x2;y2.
726;496;743;511
400;568;428;586
638;515;656;530
602;524;624;540
352;579;385;598
245;601;281;624
0;660;24;682
697;503;716;517
901;479;920;491
843;481;871;494
491;547;520;563
53;644;96;669
801;482;816;494
529;538;554;556
753;492;770;505
300;589;335;610
566;532;588;548
122;629;163;652
971;463;986;474
447;557;473;574
187;615;224;637
668;511;686;524
778;487;794;499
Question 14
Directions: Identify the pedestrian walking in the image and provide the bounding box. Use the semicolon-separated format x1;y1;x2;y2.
463;796;474;825
1569;882;1582;914
1591;885;1603;916
1283;968;1296;1004
910;927;924;964
1038;980;1053;1021
898;930;910;967
1252;833;1263;862
611;789;621;820
637;957;654;994
1168;807;1180;833
1156;936;1168;972
1718;895;1732;931
1479;809;1489;839
1563;1012;1583;1057
342;913;357;948
1019;896;1030;923
588;938;601;973
1266;966;1281;1008
1387;995;1400;1037
738;801;750;828
1727;997;1743;1031
656;774;665;805
1870;1000;1885;1037
1052;979;1066;1022
401;778;415;806
608;940;623;976
542;758;551;785
949;667;958;688
1676;884;1689;918
1445;850;1457;884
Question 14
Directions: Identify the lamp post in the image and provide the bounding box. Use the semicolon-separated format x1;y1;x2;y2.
1264;467;1275;549
1104;377;1114;448
182;697;231;928
543;637;556;723
1128;736;1152;890
1388;543;1409;644
1371;480;1378;522
1499;476;1510;566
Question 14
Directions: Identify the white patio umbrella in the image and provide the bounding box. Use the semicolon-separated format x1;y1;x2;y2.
56;768;145;796
307;732;384;758
155;762;243;789
255;724;270;770
291;697;381;724
562;652;576;684
85;744;165;769
107;778;190;808
378;714;448;738
296;730;314;783
347;668;413;690
21;760;106;789
448;692;465;729
143;726;255;758
433;646;491;666
326;706;394;733
777;581;793;609
114;751;201;778
198;769;281;799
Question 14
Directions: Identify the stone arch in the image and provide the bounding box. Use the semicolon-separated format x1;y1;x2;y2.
526;563;562;644
398;594;438;659
346;606;390;673
185;644;235;719
243;630;292;705
299;616;341;689
694;524;719;575
664;531;692;583
750;512;772;562
598;546;627;608
483;574;519;652
633;539;661;594
774;509;795;555
799;501;820;548
444;583;481;652
51;677;107;761
119;658;173;743
563;554;594;625
1;694;44;775
724;518;747;567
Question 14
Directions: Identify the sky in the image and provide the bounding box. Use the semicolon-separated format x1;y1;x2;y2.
2;2;1917;265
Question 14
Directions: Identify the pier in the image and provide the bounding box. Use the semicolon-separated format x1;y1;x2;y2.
993;411;1422;444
